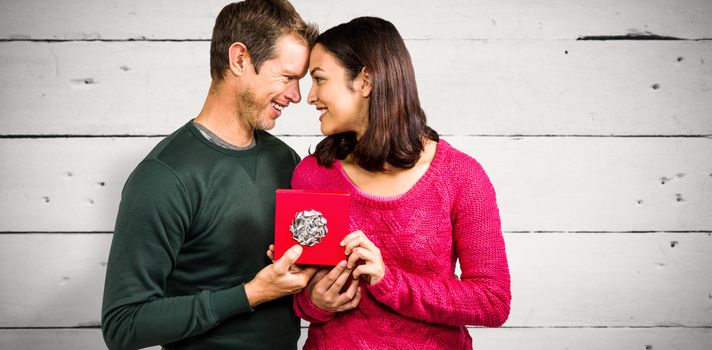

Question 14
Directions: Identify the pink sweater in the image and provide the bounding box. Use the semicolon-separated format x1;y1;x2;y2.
292;140;510;349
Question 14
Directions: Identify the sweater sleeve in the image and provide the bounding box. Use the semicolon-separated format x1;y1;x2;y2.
367;160;511;327
293;288;337;323
101;160;253;350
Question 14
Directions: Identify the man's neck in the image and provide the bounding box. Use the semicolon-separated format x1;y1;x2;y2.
194;81;255;147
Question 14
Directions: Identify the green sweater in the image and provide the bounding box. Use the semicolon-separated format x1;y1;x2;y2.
102;121;301;350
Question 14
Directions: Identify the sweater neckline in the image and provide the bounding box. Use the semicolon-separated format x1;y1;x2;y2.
334;140;449;209
185;120;262;157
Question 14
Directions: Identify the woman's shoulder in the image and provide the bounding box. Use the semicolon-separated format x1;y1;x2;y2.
436;139;487;178
292;154;340;189
294;154;329;175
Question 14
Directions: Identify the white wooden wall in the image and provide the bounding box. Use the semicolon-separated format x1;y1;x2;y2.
1;1;711;349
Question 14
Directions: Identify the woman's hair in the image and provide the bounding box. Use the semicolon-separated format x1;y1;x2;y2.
313;17;438;172
210;0;318;81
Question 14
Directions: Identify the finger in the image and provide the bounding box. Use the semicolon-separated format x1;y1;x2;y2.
352;264;377;280
273;244;303;273
340;277;359;300
291;263;309;274
326;266;354;295
346;246;379;269
346;248;363;269
311;269;329;284
340;230;364;247
314;261;347;291
301;266;319;279
344;235;378;256
336;286;362;312
266;244;275;261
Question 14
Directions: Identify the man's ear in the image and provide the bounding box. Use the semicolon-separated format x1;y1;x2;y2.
228;42;250;77
358;68;372;98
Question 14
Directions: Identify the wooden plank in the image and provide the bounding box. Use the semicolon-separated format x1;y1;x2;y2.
1;40;711;136
0;136;314;232
1;328;710;350
1;137;710;232
1;0;711;40
446;136;712;232
0;329;158;350
0;233;710;328
471;327;712;350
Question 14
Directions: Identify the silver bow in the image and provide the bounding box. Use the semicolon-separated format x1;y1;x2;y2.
289;209;328;246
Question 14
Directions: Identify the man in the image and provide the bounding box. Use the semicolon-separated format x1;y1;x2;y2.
101;1;318;349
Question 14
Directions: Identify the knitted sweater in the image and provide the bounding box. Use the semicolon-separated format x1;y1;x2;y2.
292;140;511;350
102;121;301;350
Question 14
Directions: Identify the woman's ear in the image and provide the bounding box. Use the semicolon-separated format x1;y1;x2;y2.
359;68;372;98
228;42;250;77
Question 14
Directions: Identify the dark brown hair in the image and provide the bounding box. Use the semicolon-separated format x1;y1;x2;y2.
210;0;318;80
313;17;438;172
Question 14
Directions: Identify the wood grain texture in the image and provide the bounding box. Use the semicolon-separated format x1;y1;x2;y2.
1;41;710;136
470;327;712;350
1;233;709;328
1;137;710;232
2;1;711;348
1;327;710;350
1;0;711;40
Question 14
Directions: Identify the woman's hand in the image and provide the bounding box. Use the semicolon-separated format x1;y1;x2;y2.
342;230;385;285
308;261;362;312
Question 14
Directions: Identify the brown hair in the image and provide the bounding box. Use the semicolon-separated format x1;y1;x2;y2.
313;17;438;172
210;0;318;80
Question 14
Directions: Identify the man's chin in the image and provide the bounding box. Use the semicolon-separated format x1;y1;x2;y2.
254;118;276;131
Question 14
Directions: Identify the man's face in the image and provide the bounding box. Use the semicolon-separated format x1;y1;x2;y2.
239;34;310;130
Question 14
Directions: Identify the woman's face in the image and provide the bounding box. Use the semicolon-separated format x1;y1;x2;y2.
307;44;369;137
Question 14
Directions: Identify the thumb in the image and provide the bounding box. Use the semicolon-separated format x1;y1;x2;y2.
273;244;303;272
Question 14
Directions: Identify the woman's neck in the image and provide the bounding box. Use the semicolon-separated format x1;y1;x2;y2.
339;139;437;197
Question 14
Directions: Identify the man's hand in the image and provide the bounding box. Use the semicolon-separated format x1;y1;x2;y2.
245;244;317;307
308;261;361;312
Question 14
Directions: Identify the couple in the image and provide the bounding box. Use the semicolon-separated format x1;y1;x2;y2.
101;1;510;349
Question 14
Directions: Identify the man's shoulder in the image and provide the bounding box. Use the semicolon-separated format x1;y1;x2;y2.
255;130;299;163
143;123;195;161
256;130;295;151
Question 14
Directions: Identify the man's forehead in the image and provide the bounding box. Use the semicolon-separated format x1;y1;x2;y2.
270;34;310;74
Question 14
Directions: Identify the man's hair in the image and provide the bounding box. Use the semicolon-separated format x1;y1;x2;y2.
313;17;439;172
210;0;318;80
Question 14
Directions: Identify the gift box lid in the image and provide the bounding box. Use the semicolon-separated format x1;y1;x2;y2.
274;189;350;266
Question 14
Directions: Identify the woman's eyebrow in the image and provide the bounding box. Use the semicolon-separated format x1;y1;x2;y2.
310;67;325;76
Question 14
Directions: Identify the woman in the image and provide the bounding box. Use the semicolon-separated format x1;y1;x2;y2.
293;17;511;349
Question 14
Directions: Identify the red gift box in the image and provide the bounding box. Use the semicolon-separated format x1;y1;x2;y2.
274;189;350;265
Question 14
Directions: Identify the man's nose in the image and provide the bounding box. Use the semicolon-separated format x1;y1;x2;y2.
285;80;302;104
